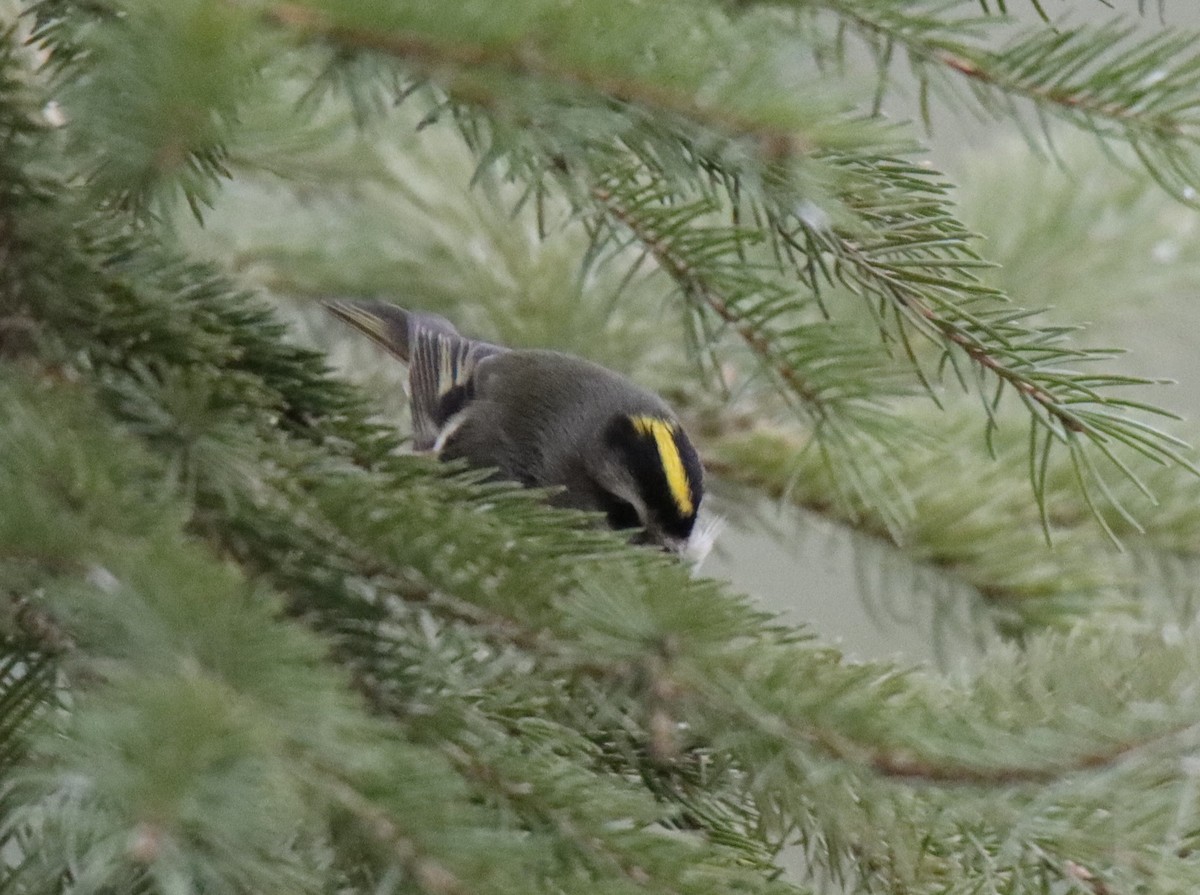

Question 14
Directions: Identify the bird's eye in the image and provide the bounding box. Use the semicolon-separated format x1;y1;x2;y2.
596;490;642;531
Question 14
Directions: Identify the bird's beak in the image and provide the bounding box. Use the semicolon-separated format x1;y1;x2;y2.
682;514;722;570
660;536;688;556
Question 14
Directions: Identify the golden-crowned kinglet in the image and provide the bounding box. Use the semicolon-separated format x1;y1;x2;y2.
324;300;707;556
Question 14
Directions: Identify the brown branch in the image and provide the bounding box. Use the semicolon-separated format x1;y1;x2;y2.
308;766;463;895
798;713;1200;786
263;2;813;159
932;47;1185;138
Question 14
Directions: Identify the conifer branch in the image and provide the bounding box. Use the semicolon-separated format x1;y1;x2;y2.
44;0;1198;520
309;769;463;895
262;1;816;158
15;8;1200;893
792;212;1091;434
593;155;1192;528
752;2;1200;196
445;743;695;895
806;717;1198;785
705;401;1200;634
592;186;827;411
702;433;1114;635
588;179;921;527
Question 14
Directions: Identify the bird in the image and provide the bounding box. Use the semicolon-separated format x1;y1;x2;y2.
323;299;708;556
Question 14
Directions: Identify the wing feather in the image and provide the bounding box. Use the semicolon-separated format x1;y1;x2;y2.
323;299;504;450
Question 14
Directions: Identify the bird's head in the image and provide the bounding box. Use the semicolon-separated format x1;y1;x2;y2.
587;413;705;556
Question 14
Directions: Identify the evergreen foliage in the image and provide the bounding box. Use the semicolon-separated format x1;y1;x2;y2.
5;2;1200;894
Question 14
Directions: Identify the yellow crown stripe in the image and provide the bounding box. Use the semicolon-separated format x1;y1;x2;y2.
631;416;694;517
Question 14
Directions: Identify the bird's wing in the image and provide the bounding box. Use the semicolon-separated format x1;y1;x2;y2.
323;299;505;451
407;317;507;451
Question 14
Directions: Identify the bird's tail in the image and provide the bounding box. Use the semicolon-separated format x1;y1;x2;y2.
322;298;461;363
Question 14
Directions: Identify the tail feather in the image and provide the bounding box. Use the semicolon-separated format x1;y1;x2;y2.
323;299;454;362
322;299;503;451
